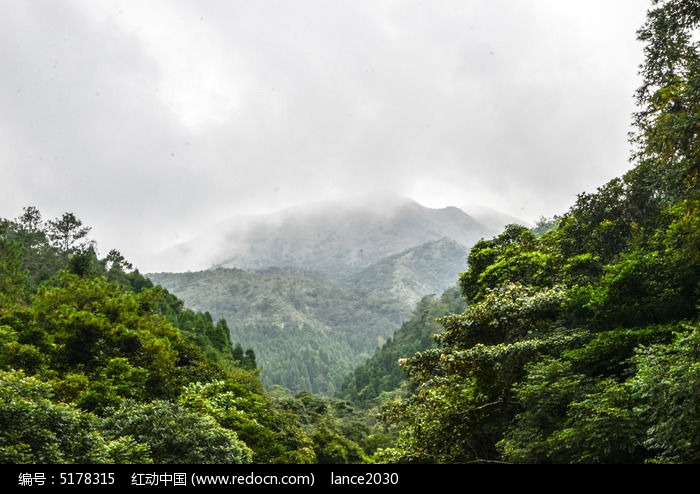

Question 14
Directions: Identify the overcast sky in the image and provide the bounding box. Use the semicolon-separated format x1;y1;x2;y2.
1;0;650;272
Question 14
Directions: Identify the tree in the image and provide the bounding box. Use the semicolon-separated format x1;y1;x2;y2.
232;342;244;363
104;249;133;273
46;212;91;256
104;399;253;464
0;369;149;463
378;282;578;463
243;348;257;370
629;322;700;463
14;206;44;248
630;0;700;206
0;222;27;307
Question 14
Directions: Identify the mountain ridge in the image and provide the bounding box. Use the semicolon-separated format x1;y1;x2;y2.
151;197;504;275
146;196;522;393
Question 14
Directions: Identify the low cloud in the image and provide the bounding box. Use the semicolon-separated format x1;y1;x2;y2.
1;0;649;271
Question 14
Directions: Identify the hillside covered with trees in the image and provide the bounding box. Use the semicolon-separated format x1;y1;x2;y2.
147;266;406;395
0;209;376;463
374;0;700;463
147;200;489;395
339;287;467;408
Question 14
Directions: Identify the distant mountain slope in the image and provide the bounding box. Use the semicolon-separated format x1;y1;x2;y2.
339;286;468;407
157;196;494;275
148;196;503;394
147;267;407;395
346;237;469;314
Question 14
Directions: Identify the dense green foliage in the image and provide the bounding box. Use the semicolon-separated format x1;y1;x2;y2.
339;287;467;408
148;267;406;395
377;0;700;463
0;210;367;463
148;237;472;395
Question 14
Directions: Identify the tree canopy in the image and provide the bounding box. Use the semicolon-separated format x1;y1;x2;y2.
0;208;367;464
376;0;700;464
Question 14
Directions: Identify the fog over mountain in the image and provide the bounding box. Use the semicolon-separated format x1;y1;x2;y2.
462;203;534;233
150;195;521;274
146;195;527;392
2;1;647;278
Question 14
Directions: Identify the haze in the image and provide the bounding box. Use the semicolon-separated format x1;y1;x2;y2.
0;0;649;272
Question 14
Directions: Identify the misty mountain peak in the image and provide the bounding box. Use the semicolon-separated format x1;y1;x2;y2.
154;195;503;274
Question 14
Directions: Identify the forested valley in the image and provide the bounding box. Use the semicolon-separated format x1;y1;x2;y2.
1;0;699;464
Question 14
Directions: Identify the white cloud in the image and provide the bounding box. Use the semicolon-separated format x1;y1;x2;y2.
1;0;650;272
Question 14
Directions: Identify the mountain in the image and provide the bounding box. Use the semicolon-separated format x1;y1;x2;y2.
340;286;468;407
147;267;406;395
346;237;468;314
147;196;499;394
156;196;494;275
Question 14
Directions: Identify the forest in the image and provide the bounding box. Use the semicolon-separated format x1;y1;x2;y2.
1;0;699;464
